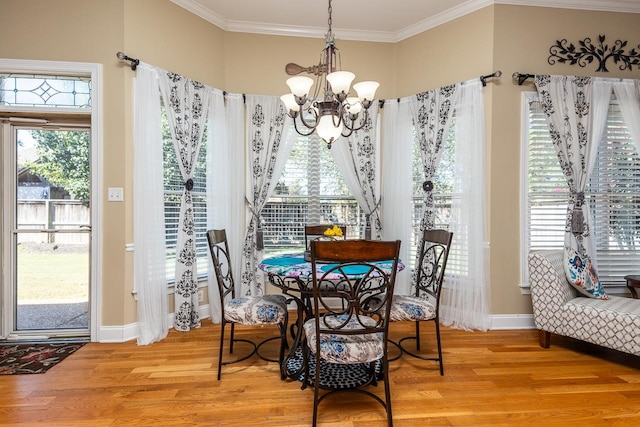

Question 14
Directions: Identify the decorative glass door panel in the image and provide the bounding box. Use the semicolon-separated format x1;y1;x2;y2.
12;127;91;335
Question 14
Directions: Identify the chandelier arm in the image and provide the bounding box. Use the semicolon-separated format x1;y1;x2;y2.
292;116;317;137
331;112;344;128
342;109;369;132
340;126;354;138
343;119;365;132
297;107;319;129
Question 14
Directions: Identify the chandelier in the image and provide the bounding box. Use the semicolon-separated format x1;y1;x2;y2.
280;0;379;149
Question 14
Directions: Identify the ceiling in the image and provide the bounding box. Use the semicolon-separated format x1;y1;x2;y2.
170;0;640;42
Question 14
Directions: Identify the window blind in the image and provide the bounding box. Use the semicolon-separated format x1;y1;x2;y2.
162;112;209;281
263;134;364;254
526;96;640;286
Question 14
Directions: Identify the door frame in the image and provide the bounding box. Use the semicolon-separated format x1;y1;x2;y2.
0;58;103;341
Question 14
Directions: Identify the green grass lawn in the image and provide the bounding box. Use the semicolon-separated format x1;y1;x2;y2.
17;245;89;302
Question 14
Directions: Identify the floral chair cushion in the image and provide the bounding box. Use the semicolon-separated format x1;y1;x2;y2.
224;294;288;325
563;246;609;300
389;295;436;322
303;314;384;364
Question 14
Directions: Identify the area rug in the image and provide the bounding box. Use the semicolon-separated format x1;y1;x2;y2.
0;342;85;375
285;346;382;389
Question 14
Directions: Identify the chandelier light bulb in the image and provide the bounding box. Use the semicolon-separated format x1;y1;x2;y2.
316;114;343;144
353;81;380;104
286;76;314;98
345;97;362;116
280;94;300;113
326;71;355;97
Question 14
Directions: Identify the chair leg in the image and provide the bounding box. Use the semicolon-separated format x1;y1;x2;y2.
229;323;235;354
217;322;226;381
312;352;320;427
301;338;310;390
415;321;421;351
539;330;551;348
435;320;444;376
382;358;393;427
278;316;288;380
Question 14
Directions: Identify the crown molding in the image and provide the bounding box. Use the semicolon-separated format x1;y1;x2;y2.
171;0;640;43
170;0;228;29
396;0;494;42
494;0;640;14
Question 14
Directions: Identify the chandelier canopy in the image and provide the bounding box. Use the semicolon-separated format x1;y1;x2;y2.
280;0;379;149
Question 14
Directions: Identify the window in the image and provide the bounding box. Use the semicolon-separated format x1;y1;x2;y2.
0;73;91;108
523;92;640;287
162;109;209;281
263;133;364;255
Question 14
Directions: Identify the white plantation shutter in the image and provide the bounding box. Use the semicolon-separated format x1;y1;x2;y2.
526;99;567;251
525;94;640;286
262;133;364;253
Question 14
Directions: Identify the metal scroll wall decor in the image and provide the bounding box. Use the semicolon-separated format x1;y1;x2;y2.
548;35;640;72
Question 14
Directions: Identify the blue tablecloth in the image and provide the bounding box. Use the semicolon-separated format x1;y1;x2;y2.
259;252;404;280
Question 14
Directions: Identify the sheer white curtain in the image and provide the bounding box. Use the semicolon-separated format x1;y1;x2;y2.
205;91;245;323
534;75;611;262
439;79;491;331
240;95;294;296
613;79;640;154
380;99;414;294
133;63;168;345
331;103;382;239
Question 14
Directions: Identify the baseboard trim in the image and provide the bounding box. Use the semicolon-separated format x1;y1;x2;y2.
490;314;535;330
97;304;211;343
97;308;534;343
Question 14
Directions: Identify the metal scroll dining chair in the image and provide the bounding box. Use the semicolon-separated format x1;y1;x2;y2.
302;239;401;427
206;229;289;380
304;224;347;250
389;229;453;375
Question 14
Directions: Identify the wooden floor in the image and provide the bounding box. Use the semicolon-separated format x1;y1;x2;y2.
1;317;639;426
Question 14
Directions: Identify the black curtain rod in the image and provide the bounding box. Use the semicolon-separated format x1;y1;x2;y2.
116;51;140;71
512;72;535;85
480;70;502;86
380;70;503;107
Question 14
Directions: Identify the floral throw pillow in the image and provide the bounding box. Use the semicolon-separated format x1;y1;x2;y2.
563;246;609;300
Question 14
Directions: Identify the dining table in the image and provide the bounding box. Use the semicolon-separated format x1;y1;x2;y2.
259;251;405;388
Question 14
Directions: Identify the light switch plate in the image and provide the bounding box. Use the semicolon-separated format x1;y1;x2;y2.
108;187;123;202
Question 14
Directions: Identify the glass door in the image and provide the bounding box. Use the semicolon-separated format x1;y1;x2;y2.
7;126;91;338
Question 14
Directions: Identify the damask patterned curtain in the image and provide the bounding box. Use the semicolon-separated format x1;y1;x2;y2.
240;95;294;296
158;72;211;332
403;80;490;331
408;85;458;257
331;103;382;240
534;75;612;262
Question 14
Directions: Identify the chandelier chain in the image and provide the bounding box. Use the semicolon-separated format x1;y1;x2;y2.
327;0;333;33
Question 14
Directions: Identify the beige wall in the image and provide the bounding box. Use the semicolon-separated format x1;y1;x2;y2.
223;32;396;98
490;5;640;314
1;0;639;331
395;6;495;97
